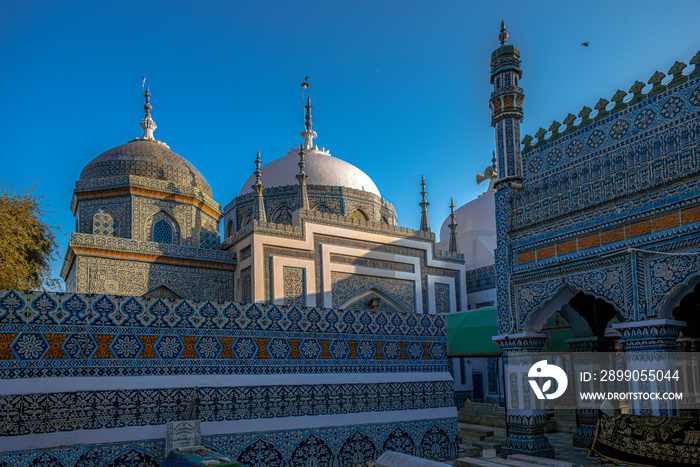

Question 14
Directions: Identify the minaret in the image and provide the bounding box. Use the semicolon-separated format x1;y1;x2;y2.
140;77;157;140
419;175;431;232
489;21;524;188
252;151;267;223
300;77;318;150
448;198;459;254
296;147;310;211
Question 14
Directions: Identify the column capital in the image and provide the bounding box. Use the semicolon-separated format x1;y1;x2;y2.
493;332;548;353
565;336;617;352
612;319;686;351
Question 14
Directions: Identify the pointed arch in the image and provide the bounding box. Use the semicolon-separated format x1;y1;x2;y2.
142;285;182;300
523;284;621;338
312;202;335;214
349;209;369;221
271;205;294;225
658;273;700;320
669;281;700;338
338;287;408;313
145;210;180;244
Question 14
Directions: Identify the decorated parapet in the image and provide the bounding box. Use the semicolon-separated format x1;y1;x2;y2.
0;290;456;466
522;51;700;151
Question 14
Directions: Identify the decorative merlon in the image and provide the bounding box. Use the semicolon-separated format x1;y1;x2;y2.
521;51;700;151
224;208;438;247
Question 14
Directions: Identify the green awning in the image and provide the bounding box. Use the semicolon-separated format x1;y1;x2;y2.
447;307;501;357
446;308;575;356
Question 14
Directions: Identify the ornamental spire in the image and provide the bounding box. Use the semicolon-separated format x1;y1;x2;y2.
448;198;460;255
296;147;310;210
499;20;508;46
252;151;267;223
419;175;431;232
300;77;318;150
140;76;157;140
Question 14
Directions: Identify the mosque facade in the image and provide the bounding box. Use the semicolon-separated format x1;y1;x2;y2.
61;83;467;316
0;74;466;465
489;22;700;457
4;19;700;465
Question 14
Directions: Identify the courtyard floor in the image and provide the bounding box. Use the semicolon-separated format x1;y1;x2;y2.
458;423;604;466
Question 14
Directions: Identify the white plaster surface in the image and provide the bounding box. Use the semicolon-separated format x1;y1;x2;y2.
1;372;454;394
239;149;380;196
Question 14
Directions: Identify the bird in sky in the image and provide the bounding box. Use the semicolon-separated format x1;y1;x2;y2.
581;42;590;47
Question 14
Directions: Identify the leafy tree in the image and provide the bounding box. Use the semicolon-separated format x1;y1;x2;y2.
0;183;60;290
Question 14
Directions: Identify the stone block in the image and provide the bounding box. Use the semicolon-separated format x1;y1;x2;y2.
507;454;574;467
375;451;451;467
453;458;503;467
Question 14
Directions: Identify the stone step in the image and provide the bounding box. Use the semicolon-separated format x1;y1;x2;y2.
458;412;507;427
457;445;482;457
487;458;545;467
507;454;574;467
469;439;502;452
459;428;495;439
454;458;507;467
460;407;504;416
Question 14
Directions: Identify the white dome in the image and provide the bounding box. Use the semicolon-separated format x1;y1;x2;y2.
438;184;496;270
240;146;380;197
440;187;496;240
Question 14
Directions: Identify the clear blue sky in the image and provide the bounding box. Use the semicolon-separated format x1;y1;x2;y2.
2;0;700;288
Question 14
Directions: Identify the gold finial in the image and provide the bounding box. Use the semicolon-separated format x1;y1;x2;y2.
499;20;508;46
300;77;317;149
140;76;156;140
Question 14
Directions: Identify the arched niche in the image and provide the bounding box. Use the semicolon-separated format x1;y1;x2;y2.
271;205;294;225
146;210;180;244
669;280;700;338
349;209;369;221
523;284;621;339
338;287;408;313
658;273;700;320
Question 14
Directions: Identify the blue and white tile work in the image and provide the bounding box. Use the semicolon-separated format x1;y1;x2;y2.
0;290;457;466
489;23;700;456
504;67;700;333
0;418;456;467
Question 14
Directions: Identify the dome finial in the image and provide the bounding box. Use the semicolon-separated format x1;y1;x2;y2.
499;20;508;46
419;175;431;232
252;150;267;223
300;77;318;150
140;76;157;140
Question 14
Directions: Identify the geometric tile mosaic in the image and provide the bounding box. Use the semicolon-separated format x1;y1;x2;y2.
0;417;457;466
0;290;449;378
499;73;700;334
0;290;455;467
0;381;453;436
